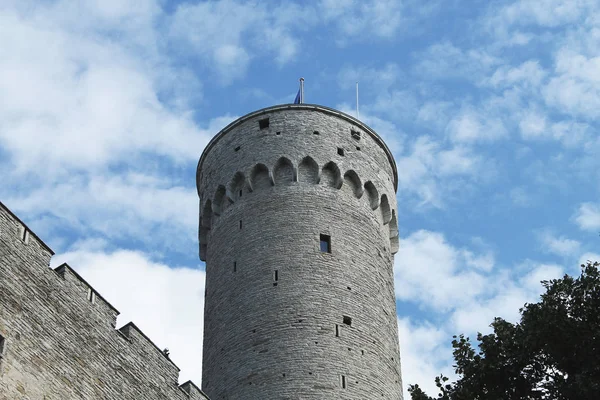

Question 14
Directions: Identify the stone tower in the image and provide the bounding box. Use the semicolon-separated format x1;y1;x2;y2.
196;104;402;399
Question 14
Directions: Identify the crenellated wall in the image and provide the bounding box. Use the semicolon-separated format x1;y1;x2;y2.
197;105;403;399
0;202;209;400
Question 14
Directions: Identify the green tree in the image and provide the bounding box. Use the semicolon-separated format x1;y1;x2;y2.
409;261;600;400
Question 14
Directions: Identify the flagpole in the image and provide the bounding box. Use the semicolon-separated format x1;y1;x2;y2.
300;77;304;104
356;82;359;119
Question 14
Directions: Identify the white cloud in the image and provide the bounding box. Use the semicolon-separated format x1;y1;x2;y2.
392;136;484;207
445;109;508;143
319;0;405;40
0;2;223;174
395;230;492;310
3;172;199;255
518;109;548;139
437;146;480;176
538;231;581;257
522;262;564;290
573;202;600;231
579;252;600;265
488;60;547;88
50;247;206;385
398;318;453;398
168;1;314;82
414;41;500;81
543;49;600;119
493;0;595;28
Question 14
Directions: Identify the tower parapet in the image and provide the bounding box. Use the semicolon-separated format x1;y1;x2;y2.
197;104;402;399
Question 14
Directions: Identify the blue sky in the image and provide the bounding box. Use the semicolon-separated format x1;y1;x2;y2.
1;0;599;397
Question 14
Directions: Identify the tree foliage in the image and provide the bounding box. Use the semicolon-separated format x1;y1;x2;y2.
409;261;600;400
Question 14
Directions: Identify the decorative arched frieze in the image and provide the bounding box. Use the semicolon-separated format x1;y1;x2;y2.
389;210;399;254
273;157;296;185
342;170;363;198
250;163;273;191
201;200;213;229
298;156;319;184
321;161;342;189
229;172;247;201
380;195;392;225
199;200;213;261
212;185;228;215
364;181;379;210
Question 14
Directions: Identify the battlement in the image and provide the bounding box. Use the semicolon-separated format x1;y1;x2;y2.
0;201;208;400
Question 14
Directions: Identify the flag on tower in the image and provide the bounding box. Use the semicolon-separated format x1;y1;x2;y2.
294;88;301;104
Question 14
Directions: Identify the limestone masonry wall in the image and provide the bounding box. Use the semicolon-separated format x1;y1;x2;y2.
197;105;403;399
0;202;208;400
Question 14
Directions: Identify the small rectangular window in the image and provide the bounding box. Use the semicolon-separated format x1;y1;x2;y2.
87;288;96;304
337;147;344;156
0;334;5;356
343;316;352;326
320;234;331;253
259;118;270;129
351;129;360;140
234;262;237;272
335;324;340;337
341;375;347;389
234;146;241;152
239;189;243;198
239;220;243;230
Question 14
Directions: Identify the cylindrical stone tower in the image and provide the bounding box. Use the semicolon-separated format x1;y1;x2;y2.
196;104;402;399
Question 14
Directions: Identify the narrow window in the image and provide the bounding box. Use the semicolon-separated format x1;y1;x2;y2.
356;146;361;151
239;220;243;230
313;131;320;135
0;334;5;357
335;324;340;337
351;129;360;140
276;131;281;135
233;262;237;272
234;146;241;152
259;118;270;129
239;189;243;198
343;315;352;326
320;234;331;253
87;288;96;304
337;147;344;156
341;375;347;389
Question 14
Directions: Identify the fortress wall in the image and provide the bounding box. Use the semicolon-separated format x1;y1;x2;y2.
0;202;208;400
197;105;402;399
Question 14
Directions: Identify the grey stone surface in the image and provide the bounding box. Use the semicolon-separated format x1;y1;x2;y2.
198;104;403;399
0;202;208;400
